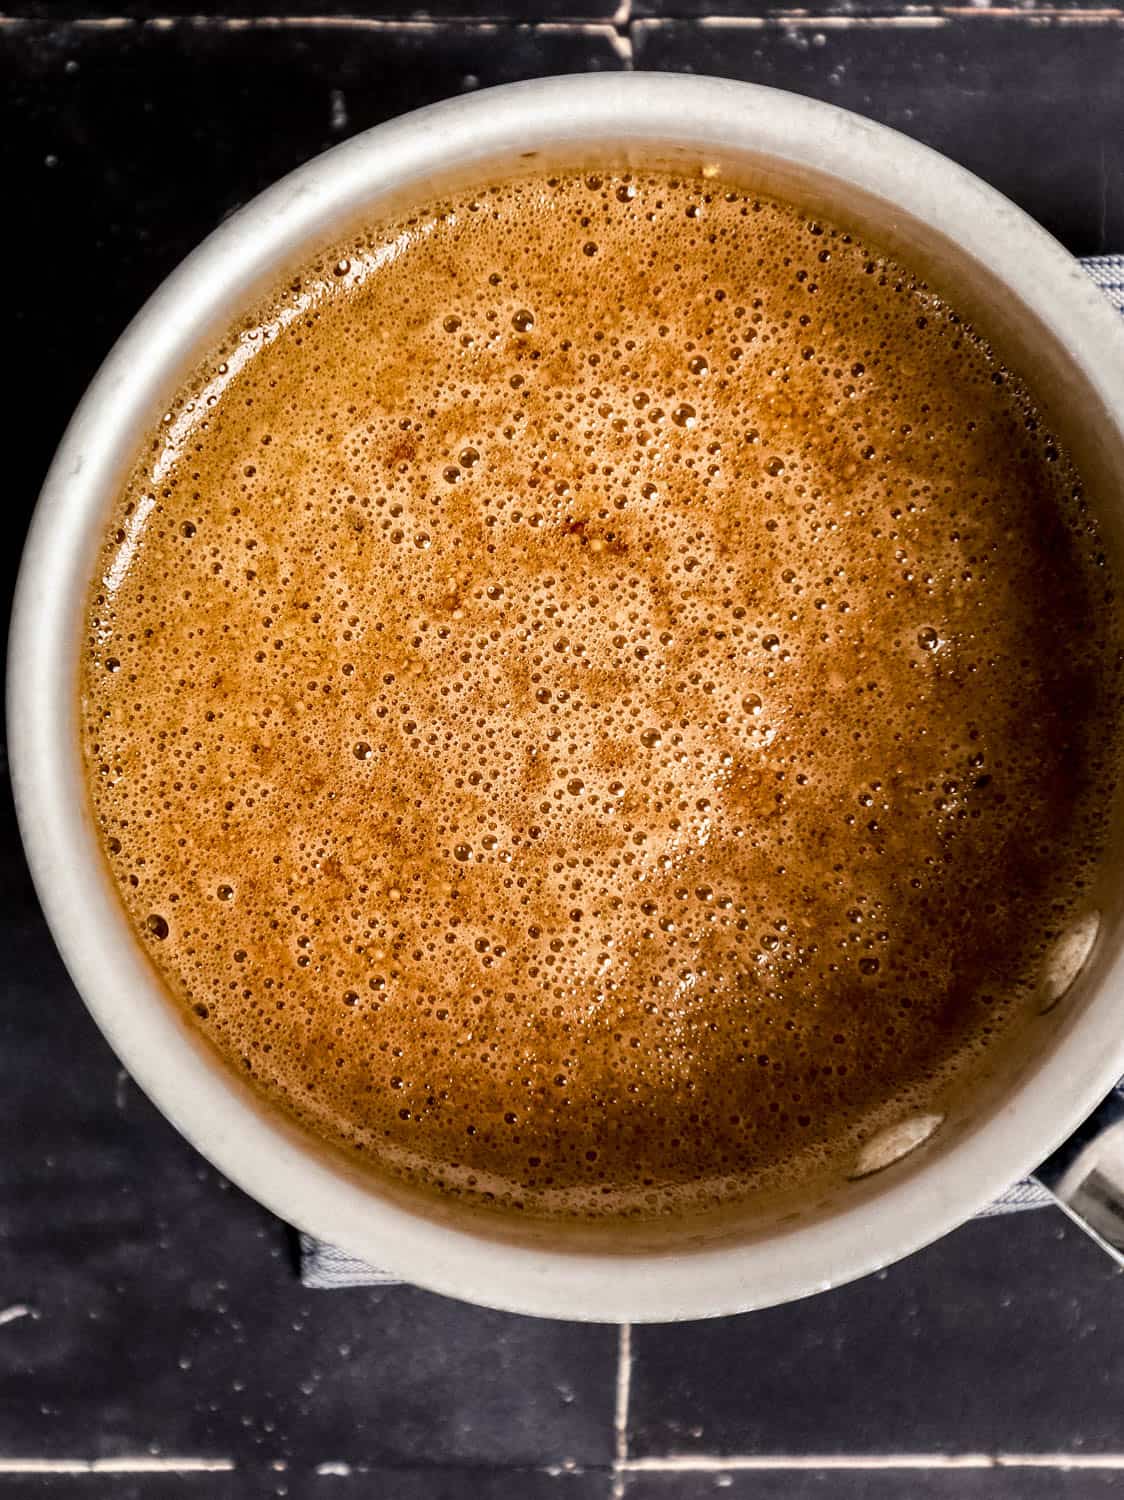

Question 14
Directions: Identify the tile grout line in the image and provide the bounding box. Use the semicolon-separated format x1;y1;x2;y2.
0;1458;236;1475
0;12;620;28
612;0;635;65
611;1321;632;1499
618;1453;1124;1472
2;1452;1123;1480
0;8;1121;29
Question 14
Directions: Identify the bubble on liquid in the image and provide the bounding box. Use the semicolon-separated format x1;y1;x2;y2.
851;1113;944;1178
1038;910;1100;1012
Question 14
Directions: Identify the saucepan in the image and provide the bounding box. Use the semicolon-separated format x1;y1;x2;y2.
9;73;1124;1320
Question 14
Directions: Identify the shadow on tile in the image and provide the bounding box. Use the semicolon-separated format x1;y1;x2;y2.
628;1213;1124;1457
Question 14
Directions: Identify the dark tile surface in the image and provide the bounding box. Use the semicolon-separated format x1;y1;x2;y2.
632;17;1124;256
628;1212;1124;1458
3;6;1124;1495
17;1471;609;1499
625;1474;1124;1499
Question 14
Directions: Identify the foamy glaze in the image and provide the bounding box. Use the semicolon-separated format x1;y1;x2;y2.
81;170;1124;1220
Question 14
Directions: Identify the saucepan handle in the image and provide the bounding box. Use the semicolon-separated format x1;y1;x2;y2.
1033;1089;1124;1267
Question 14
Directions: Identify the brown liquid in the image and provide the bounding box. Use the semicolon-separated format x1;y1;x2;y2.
81;169;1124;1221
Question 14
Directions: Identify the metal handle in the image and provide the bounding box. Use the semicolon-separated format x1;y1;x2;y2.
1033;1089;1124;1267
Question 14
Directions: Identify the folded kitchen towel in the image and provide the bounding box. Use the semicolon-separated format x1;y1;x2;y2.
300;254;1124;1290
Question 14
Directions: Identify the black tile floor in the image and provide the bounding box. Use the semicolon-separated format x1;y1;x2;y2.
2;8;1123;1499
628;1214;1124;1458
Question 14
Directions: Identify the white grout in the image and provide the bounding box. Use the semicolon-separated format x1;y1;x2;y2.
611;1322;632;1499
694;10;947;24
611;24;635;63
619;1453;1124;1472
610;0;634;62
998;1456;1124;1469
534;20;626;36
1;1451;1119;1479
63;13;484;29
686;14;766;24
622;1455;995;1472
0;7;1120;30
0;1457;235;1474
653;6;1122;23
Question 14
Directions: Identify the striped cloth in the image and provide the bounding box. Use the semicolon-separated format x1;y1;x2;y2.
300;255;1124;1289
1085;253;1124;306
